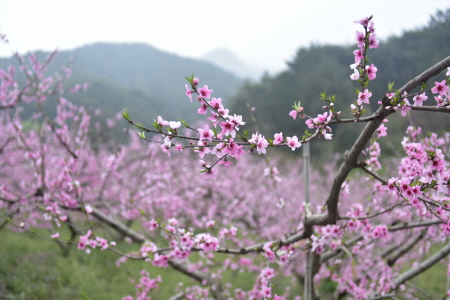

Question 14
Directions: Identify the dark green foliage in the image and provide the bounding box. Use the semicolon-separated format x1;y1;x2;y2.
230;9;450;160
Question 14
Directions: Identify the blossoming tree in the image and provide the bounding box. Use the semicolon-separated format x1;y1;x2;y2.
1;17;450;300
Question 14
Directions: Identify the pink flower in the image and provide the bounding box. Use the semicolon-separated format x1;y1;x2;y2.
152;253;169;267
160;144;171;157
157;116;170;127
148;220;159;231
261;267;275;279
273;132;283;144
209;97;223;110
196;233;219;251
78;241;87;250
435;95;444;106
198;125;214;141
197;84;213;99
431;80;449;96
220;120;235;137
263;248;276;262
357;89;372;105
195;141;210;158
355;31;365;48
96;237;109;250
185;84;192;102
203;167;217;180
353;49;364;64
260;286;272;298
229;114;245;130
197;100;208;115
400;102;412;117
51;233;59;239
413;93;428;106
354;18;370;27
372;225;388;239
249;132;269;154
368;21;375;33
368;34;379;48
350;67;360;80
377;124;387;138
366;64;377;80
286;136;301;151
289;110;298;119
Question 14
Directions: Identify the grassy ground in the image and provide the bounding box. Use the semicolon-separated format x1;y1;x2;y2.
0;227;447;299
0;228;193;300
0;227;297;299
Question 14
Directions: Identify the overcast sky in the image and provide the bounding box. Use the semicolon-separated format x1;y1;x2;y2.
0;1;449;73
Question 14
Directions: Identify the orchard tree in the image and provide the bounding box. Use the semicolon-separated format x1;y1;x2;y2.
1;17;450;300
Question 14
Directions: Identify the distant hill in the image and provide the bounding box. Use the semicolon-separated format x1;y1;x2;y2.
0;43;243;127
200;48;263;80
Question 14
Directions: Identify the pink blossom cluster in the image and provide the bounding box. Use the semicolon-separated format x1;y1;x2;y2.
305;112;333;140
77;230;116;254
311;225;343;254
385;78;449;114
349;17;379;118
122;270;162;300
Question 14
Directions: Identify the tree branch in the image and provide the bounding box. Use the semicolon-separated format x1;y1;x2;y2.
166;292;186;300
305;55;450;228
393;241;450;286
386;231;425;266
411;106;450;113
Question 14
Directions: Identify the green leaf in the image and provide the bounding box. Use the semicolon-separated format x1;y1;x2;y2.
121;109;130;122
387;82;395;92
185;74;194;86
153;121;161;132
421;81;427;91
137;131;146;139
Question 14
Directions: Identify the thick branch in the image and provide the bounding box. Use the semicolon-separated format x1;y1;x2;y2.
168;261;208;283
306;56;450;228
89;207;146;243
398;56;450;95
393;241;450;286
411;106;450;113
166;292;186;300
389;220;442;231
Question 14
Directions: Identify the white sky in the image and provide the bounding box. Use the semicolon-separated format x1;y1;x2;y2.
0;0;449;73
